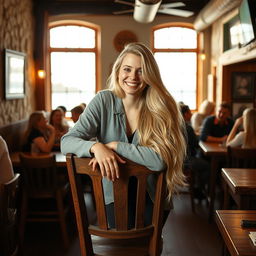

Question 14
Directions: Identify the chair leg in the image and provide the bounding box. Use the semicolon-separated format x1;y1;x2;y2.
19;193;28;247
56;193;69;249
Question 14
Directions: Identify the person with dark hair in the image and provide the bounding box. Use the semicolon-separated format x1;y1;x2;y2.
199;102;234;143
57;105;67;115
179;103;210;200
71;105;85;123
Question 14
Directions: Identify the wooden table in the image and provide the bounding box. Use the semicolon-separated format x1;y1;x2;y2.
10;151;67;168
215;210;256;256
222;168;256;210
199;141;227;220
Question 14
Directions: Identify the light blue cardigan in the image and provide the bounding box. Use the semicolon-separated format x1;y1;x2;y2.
61;90;166;204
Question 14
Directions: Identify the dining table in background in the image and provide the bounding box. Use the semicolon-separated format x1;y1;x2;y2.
199;141;227;221
222;168;256;210
215;210;256;256
10;151;67;168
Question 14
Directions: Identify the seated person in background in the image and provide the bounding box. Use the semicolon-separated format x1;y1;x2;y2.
199;102;234;143
226;108;256;148
179;103;210;200
49;108;69;150
191;99;215;135
0;136;14;184
22;111;56;153
57;105;69;126
80;103;87;109
71;105;85;123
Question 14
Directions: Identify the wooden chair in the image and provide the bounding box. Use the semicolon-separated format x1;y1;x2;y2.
66;153;167;256
19;153;70;249
227;146;256;168
0;173;20;256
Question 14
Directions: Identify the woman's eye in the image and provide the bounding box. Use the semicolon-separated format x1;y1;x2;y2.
124;67;131;72
137;70;142;75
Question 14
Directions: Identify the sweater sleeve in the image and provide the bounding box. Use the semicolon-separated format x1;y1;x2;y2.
116;142;166;171
60;93;102;157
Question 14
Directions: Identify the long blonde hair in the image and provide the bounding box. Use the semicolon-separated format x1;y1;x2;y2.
243;108;256;148
107;42;186;199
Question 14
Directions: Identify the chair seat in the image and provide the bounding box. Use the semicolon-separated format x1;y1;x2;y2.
91;235;150;256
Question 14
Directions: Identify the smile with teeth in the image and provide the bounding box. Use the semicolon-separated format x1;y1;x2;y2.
125;81;140;87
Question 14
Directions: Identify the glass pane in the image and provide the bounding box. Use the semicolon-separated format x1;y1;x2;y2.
50;26;95;48
154;27;197;49
51;52;96;110
155;52;197;109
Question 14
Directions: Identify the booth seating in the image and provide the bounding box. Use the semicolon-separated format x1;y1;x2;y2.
0;119;28;153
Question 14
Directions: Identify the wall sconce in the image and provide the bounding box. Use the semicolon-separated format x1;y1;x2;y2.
38;69;46;79
200;52;206;61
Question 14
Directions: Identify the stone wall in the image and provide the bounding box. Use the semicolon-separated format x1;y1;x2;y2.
0;0;35;126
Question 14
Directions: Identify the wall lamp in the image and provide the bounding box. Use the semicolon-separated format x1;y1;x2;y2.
38;69;46;79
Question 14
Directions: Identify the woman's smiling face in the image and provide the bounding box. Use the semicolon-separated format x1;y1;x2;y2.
118;53;147;97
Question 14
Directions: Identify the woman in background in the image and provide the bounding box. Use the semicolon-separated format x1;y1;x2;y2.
61;42;186;227
191;100;215;135
49;108;69;150
226;108;256;148
22;111;56;153
0;136;14;184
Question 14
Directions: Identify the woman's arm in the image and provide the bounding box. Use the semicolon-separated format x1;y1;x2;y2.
106;141;166;171
33;124;56;153
226;117;243;144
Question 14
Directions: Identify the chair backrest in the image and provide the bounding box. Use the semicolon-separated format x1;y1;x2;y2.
227;146;256;168
0;173;20;256
66;153;166;256
19;153;58;196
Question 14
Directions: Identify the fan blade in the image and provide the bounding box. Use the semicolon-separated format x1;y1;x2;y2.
157;8;194;17
114;0;135;7
113;9;133;15
160;2;185;9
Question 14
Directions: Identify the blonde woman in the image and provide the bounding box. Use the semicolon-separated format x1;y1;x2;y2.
61;42;186;227
191;100;215;135
226;108;256;148
22;111;56;153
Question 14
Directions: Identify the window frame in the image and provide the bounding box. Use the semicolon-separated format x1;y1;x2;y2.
151;23;202;111
46;20;101;111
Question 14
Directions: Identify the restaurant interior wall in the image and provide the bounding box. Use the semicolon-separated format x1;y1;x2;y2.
0;0;36;127
49;14;195;94
210;7;256;107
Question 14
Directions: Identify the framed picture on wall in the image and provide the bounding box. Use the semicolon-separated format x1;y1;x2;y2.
232;102;254;119
231;72;255;100
5;49;26;100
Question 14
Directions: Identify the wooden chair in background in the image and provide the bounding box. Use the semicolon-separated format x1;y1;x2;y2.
66;153;166;256
227;146;256;168
19;153;70;249
0;173;20;256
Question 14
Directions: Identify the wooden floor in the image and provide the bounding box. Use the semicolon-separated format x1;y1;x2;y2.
22;194;223;256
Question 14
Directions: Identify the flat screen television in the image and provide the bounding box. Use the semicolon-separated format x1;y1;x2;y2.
239;0;256;45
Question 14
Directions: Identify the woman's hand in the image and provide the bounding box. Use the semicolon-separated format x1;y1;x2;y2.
89;143;125;181
46;124;56;134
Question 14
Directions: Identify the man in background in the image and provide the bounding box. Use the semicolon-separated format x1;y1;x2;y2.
199;102;234;143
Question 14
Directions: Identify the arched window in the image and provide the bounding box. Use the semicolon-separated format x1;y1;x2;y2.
153;24;199;109
48;22;99;110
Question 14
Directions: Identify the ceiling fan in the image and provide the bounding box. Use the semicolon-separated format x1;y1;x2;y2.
113;0;194;23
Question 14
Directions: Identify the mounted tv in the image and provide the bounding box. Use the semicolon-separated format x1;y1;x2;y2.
239;0;256;46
